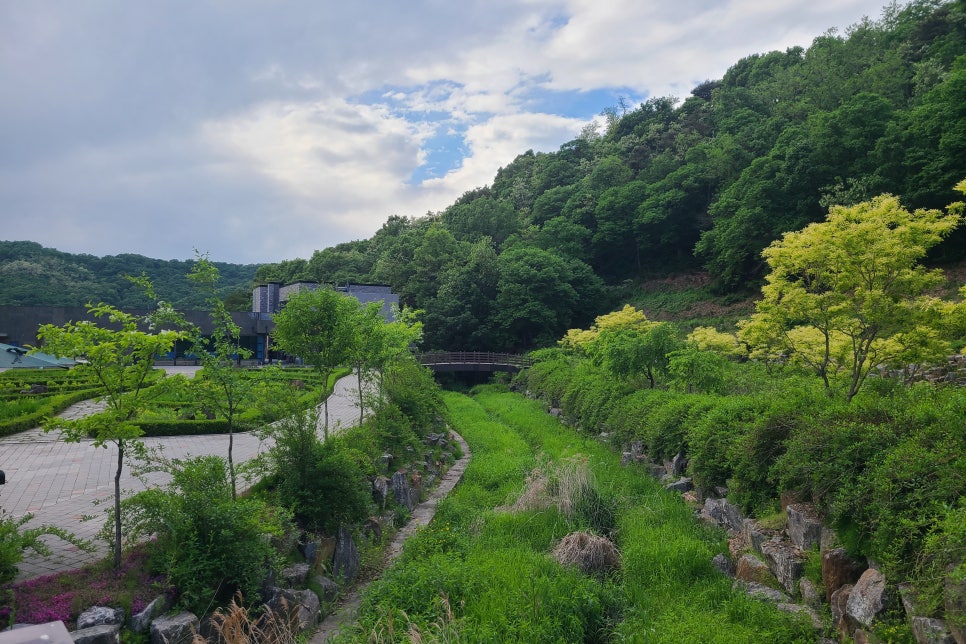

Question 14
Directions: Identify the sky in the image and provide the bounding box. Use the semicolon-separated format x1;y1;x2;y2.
1;0;894;265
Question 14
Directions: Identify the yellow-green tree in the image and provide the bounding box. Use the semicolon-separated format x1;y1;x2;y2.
738;188;964;401
561;304;679;388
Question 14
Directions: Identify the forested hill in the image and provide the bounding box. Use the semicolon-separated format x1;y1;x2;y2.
251;0;966;352
0;241;258;309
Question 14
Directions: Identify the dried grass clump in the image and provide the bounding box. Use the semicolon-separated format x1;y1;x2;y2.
499;456;592;516
192;592;300;644
552;531;621;577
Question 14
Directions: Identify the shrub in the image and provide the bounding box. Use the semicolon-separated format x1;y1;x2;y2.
686;396;763;491
120;456;291;614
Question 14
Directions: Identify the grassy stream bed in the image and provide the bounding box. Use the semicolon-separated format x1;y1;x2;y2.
336;387;814;643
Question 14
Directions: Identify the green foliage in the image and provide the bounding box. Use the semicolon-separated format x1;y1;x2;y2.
0;511;92;585
261;409;373;534
120;456;290;614
738;191;962;401
667;345;727;394
270;286;361;435
37;299;183;569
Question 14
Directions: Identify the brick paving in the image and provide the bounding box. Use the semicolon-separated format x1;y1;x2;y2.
0;367;367;582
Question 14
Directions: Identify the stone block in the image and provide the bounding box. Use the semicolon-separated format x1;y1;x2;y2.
76;606;124;630
846;568;890;629
702;498;744;533
822;547;864;603
71;623;121;644
761;539;805;594
149;612;199;644
786;503;823;550
910;616;955;644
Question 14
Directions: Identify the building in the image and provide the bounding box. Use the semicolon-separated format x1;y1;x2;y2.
0;283;398;366
250;282;399;363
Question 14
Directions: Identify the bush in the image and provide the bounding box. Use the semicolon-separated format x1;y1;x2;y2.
278;443;373;534
370;402;420;457
685;396;764;491
119;456;290;614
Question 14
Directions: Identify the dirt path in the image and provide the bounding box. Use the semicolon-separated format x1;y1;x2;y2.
309;429;471;643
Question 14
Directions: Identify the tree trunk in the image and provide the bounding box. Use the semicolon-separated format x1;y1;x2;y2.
113;440;124;569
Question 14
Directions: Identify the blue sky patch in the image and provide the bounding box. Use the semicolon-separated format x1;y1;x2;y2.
409;126;469;184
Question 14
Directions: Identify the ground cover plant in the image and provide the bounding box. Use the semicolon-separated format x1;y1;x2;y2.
340;389;814;642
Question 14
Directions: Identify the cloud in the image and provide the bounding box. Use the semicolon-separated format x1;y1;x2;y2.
0;0;892;265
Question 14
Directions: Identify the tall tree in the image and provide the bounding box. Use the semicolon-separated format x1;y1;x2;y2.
187;253;254;499
738;189;963;401
270;287;360;437
37;303;182;568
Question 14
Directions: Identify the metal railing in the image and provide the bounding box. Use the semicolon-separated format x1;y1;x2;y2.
416;351;532;369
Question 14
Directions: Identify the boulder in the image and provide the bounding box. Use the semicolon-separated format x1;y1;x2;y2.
149;612;199;644
734;580;789;603
363;516;383;542
391;471;416;510
785;503;823;550
909;617;955;644
742;519;774;555
736;554;776;586
761;539;804;594
712;553;736;578
71;623;121;644
670;451;688;477
77;606;124;630
800;578;822;609
830;584;854;632
846;568;890;629
822;547;864;603
299;539;320;567
664;477;693;493
266;588;321;633
129;595;170;634
314;575;340;604
280;562;310;587
702;498;744;533
372;475;391;508
630;441;644;460
332;526;360;584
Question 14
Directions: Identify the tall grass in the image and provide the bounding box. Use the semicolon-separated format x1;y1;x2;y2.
337;388;814;642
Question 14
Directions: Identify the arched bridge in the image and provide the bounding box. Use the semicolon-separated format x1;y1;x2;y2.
417;351;532;373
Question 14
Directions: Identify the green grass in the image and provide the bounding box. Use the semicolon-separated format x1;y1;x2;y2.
339;387;816;643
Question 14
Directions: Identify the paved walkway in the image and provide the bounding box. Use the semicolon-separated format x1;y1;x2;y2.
0;367;368;582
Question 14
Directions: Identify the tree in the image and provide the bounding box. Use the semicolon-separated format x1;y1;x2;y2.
270;286;360;437
738;189;963;401
561;305;680;388
187;253;254;499
352;301;423;423
592;323;679;388
36;303;182;568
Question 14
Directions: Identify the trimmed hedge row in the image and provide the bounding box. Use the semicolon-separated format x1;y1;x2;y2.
0;388;102;437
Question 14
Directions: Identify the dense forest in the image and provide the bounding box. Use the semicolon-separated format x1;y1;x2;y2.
0;241;257;309
252;0;966;351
